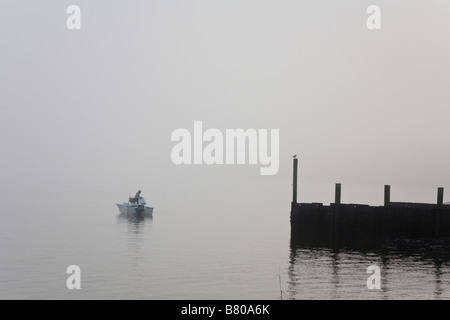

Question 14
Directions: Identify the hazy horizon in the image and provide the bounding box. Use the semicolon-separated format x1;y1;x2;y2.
1;1;450;207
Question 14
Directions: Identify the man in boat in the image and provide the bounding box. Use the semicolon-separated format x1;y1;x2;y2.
130;190;142;203
135;190;142;199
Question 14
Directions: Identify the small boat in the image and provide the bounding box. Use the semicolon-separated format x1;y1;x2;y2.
117;195;154;216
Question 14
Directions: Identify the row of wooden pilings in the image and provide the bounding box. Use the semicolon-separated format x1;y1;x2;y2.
292;158;445;207
291;158;448;247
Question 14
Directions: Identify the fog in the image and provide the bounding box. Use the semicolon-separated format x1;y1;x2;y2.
1;0;450;206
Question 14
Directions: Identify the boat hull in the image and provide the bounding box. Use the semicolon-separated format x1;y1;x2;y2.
116;203;154;216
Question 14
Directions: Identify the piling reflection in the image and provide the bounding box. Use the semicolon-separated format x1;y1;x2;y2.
330;250;340;300
434;259;443;298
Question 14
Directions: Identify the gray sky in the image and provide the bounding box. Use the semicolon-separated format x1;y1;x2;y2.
1;1;449;205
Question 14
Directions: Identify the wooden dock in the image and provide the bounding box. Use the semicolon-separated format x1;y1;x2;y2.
290;158;450;249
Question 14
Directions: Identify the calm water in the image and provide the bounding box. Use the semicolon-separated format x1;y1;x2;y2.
1;191;449;300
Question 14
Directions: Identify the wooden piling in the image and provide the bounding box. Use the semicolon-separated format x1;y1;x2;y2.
333;183;341;248
384;185;390;207
435;187;444;238
292;158;298;204
335;183;341;205
438;187;444;208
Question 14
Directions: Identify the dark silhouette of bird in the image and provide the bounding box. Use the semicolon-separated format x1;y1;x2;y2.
293;154;297;158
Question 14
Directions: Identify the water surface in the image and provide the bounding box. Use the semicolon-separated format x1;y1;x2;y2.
0;192;449;299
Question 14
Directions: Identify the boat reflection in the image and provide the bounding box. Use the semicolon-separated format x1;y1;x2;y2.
117;213;153;239
117;212;153;224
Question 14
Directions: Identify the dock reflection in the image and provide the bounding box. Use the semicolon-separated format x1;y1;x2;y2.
287;240;450;300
